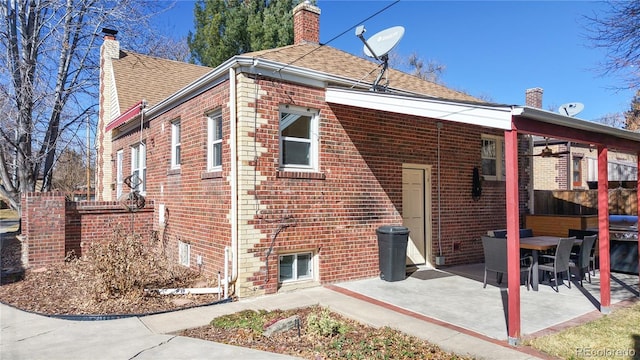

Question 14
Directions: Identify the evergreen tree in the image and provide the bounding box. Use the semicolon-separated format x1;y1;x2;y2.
188;0;300;68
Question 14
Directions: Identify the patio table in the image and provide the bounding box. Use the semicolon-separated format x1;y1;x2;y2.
519;236;582;291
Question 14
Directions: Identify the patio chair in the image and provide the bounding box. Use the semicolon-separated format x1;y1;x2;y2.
538;237;576;292
481;236;533;290
569;234;597;286
568;229;598;276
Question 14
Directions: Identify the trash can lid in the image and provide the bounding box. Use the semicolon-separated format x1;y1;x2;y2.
376;225;410;235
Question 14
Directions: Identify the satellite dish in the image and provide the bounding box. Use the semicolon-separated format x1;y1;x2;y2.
558;102;584;117
355;25;405;91
361;26;405;59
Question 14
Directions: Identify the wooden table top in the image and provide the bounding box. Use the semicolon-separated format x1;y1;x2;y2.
519;236;581;251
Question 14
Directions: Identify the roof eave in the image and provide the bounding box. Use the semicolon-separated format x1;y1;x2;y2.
126;55;452;126
512;106;640;144
325;87;514;129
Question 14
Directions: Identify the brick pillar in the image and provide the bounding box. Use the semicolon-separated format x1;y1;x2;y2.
21;192;66;267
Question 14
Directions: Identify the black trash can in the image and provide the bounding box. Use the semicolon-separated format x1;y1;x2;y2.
376;225;410;282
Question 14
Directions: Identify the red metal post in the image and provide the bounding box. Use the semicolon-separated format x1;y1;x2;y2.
504;129;521;344
637;151;640;290
597;145;611;313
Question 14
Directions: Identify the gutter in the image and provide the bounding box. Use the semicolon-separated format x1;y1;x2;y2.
512;106;640;144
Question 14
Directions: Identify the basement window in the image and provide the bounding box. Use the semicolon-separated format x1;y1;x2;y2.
279;252;313;283
178;241;191;267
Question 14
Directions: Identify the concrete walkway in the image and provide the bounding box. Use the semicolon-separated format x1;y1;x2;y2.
2;265;638;360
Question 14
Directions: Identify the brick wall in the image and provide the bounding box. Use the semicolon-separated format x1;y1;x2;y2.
65;200;154;257
20;192;153;267
110;81;233;286
107;73;530;298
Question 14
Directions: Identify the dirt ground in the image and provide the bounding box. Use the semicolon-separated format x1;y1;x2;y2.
0;259;223;316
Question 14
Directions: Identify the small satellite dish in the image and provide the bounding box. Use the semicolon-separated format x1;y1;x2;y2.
558;102;584;117
361;26;404;59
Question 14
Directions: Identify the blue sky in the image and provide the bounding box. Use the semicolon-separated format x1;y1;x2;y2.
155;0;635;122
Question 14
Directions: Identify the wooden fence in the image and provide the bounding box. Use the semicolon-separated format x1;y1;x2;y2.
534;189;637;215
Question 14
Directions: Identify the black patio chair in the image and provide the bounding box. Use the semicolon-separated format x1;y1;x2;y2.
569;234;597;286
538;237;576;292
481;236;533;290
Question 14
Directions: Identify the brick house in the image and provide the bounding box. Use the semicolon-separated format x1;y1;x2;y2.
523;88;637;191
96;1;639;321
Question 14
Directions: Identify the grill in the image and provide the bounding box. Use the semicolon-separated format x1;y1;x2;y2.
609;215;638;275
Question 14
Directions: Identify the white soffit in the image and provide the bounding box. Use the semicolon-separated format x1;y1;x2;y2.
325;88;513;130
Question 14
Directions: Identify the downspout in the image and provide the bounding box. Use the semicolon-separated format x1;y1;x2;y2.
566;142;572;190
436;122;443;262
227;67;238;295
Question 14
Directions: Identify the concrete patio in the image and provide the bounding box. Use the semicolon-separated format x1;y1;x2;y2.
333;263;640;341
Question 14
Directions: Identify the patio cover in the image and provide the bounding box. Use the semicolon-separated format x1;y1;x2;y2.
325;87;640;345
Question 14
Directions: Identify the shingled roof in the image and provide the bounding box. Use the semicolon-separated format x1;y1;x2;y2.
112;51;212;113
245;43;480;103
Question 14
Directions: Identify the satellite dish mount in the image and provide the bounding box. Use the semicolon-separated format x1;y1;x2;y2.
356;25;405;92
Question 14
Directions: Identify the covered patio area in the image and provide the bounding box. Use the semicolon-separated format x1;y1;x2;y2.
327;87;640;344
333;264;639;341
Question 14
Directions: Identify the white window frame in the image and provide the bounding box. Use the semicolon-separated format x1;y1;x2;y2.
207;111;223;171
279;105;319;171
171;120;181;169
278;252;313;283
116;149;124;199
131;142;146;194
481;135;505;181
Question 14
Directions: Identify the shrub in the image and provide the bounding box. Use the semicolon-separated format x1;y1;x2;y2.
85;223;196;301
306;307;350;337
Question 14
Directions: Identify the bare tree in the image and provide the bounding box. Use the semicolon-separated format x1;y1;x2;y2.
0;0;166;216
388;51;446;83
586;1;640;89
407;52;446;83
598;112;626;129
52;148;90;197
147;36;192;63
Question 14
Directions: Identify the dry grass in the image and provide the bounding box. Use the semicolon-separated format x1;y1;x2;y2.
524;300;640;360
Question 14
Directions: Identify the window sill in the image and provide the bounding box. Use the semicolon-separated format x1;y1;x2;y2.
277;170;325;180
167;168;181;176
278;280;320;292
202;170;223;180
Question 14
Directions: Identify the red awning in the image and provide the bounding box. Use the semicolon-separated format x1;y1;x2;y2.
105;101;143;132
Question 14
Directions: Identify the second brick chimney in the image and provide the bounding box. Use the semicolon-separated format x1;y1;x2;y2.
293;1;321;45
525;87;543;108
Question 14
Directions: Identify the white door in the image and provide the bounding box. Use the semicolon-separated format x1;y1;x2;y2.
402;166;432;266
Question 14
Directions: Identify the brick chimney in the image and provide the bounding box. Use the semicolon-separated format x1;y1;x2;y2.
525;87;543;108
101;28;119;59
293;1;321;45
96;28;120;201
